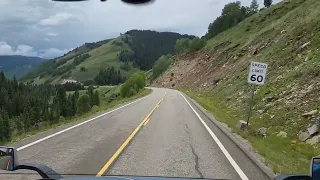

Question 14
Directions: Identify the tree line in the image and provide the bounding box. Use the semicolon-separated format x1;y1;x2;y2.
94;66;125;86
123;30;195;70
118;49;134;63
205;0;273;39
205;1;256;39
174;0;274;54
58;82;84;91
0;72;100;144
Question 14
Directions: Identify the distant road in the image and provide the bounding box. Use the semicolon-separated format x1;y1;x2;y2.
2;88;270;180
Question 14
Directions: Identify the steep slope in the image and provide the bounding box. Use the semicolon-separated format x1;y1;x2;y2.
0;55;46;79
153;0;320;174
22;30;194;84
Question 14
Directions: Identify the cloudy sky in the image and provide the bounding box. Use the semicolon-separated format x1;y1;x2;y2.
0;0;281;59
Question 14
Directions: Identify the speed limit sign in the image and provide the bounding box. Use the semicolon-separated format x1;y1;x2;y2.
248;61;268;85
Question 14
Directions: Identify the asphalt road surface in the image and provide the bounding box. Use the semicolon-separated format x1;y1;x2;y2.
1;88;270;180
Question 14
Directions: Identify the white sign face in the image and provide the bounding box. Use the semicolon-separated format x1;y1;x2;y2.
248;61;268;85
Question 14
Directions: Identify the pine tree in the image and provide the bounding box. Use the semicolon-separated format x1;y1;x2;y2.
93;91;100;106
13;75;18;91
75;90;80;99
56;87;67;117
71;94;77;116
250;0;259;12
22;104;32;131
0;71;5;85
15;116;23;134
30;105;40;127
77;94;91;114
264;0;272;8
51;97;60;124
0;108;10;142
87;86;94;107
65;95;73;117
40;103;49;125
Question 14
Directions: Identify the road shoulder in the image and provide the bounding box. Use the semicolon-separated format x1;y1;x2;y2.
180;91;275;179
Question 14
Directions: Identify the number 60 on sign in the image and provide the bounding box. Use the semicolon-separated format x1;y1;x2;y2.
248;61;268;85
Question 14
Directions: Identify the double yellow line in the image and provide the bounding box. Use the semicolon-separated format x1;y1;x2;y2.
96;92;167;176
143;93;166;126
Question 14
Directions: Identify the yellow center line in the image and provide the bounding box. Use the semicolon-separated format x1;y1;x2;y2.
96;93;166;176
143;118;151;126
143;92;166;126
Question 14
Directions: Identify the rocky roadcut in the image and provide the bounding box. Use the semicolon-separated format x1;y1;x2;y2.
153;0;320;174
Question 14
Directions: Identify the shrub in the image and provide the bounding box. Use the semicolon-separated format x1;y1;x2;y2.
80;67;86;72
152;54;172;79
77;94;91;114
120;72;146;97
59;116;66;122
127;87;137;97
188;38;206;53
175;38;206;54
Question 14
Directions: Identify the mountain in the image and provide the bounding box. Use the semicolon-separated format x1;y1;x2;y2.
0;55;46;79
153;0;320;174
22;30;195;84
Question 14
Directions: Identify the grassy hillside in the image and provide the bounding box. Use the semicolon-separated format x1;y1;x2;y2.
153;0;320;174
22;30;194;85
0;55;46;79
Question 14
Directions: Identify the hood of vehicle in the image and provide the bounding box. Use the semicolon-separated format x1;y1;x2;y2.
61;176;222;180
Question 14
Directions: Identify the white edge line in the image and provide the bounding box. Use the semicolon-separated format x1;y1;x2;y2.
179;92;249;180
17;95;150;151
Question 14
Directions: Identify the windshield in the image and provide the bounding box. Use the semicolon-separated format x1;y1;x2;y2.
0;0;319;180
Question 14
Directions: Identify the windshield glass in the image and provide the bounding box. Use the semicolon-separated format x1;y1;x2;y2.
0;0;319;180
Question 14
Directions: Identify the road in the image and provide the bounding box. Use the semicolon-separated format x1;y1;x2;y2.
1;88;270;180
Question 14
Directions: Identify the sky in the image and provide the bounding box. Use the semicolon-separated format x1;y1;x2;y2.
0;0;281;59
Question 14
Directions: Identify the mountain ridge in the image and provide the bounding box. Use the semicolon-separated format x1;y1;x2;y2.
22;30;195;84
0;55;47;79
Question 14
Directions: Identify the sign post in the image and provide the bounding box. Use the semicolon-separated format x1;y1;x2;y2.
246;85;255;126
246;61;268;125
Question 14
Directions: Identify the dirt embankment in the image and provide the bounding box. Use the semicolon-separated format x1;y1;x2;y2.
152;51;229;91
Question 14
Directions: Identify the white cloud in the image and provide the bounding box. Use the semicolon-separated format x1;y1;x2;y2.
39;12;75;26
0;41;70;58
0;42;37;56
46;32;58;37
0;41;14;55
15;44;38;56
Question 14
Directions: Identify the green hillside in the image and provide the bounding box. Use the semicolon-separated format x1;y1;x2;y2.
22;30;194;85
153;0;320;174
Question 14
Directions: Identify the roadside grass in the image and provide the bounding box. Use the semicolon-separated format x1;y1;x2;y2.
181;89;319;174
7;88;152;146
